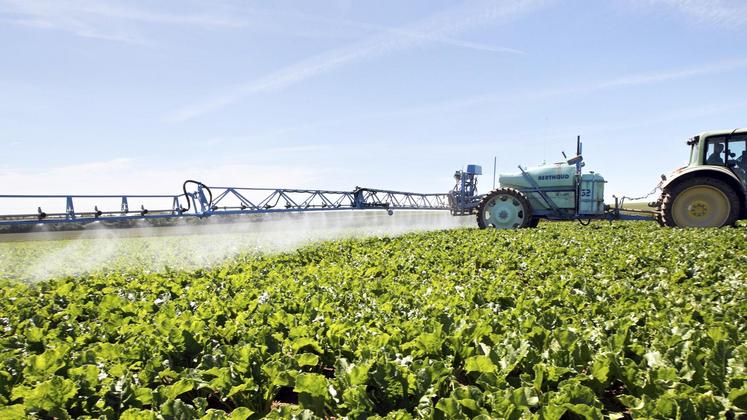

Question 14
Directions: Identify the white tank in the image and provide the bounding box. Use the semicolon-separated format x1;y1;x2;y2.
499;163;577;210
579;173;605;214
499;163;576;189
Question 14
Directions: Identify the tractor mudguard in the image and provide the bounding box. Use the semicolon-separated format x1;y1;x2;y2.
662;165;743;193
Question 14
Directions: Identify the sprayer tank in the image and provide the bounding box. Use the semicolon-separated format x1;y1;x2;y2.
578;173;605;214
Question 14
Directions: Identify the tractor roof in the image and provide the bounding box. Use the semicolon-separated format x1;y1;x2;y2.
696;127;747;139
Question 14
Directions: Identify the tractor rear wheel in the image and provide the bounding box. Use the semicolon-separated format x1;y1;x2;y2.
659;177;740;228
476;188;532;229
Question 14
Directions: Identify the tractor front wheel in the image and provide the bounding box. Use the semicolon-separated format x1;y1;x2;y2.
476;188;533;229
659;177;740;228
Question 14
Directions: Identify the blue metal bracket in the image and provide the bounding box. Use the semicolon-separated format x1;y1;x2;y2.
65;196;75;220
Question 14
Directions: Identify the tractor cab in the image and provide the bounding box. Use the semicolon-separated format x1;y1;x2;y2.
657;128;747;227
700;131;747;189
681;129;747;189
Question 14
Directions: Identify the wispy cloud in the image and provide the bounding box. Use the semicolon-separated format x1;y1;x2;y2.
413;57;747;112
281;10;526;55
264;145;331;154
632;0;747;27
0;158;327;195
167;0;549;122
0;0;244;43
542;57;747;96
248;57;747;138
193;137;330;155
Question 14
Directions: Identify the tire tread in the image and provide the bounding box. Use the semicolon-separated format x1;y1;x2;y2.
475;188;534;229
659;177;740;227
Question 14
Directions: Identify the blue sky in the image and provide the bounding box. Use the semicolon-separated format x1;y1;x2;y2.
1;0;746;202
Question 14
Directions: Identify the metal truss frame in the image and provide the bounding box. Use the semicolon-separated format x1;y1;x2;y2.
0;184;452;226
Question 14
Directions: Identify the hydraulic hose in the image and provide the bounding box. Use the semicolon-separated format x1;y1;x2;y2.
181;180;213;213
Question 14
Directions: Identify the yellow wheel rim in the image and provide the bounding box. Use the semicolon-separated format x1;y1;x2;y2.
671;186;730;227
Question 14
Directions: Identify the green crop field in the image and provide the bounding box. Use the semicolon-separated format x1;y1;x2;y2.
1;222;746;419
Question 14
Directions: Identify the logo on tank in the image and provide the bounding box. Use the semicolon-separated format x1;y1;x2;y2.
537;174;570;181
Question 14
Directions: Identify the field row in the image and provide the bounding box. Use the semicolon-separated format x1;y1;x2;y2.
0;222;745;418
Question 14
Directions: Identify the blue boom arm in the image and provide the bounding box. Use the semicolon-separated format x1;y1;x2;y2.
0;181;456;226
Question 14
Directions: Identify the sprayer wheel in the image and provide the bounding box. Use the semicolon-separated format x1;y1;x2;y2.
476;188;532;229
659;177;740;228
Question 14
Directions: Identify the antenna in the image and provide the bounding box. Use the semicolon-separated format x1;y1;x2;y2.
492;156;497;189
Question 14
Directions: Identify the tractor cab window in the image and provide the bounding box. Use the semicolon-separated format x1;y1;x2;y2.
705;136;727;166
727;134;747;188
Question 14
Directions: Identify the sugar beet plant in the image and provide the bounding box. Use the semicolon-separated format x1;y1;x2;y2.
0;222;745;419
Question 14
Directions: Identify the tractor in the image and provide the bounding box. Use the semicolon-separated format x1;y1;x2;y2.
655;128;747;227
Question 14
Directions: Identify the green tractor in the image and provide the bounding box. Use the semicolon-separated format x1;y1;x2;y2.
655;128;747;227
468;129;746;229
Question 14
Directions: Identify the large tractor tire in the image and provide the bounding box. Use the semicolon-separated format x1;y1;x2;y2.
476;188;533;229
659;177;741;228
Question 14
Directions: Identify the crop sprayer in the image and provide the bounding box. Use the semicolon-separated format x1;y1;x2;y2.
1;128;745;231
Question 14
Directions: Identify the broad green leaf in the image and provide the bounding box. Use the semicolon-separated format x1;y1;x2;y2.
294;373;328;398
160;398;198;418
134;387;153;405
12;376;77;413
590;353;611;384
563;403;604;420
229;407;254;419
227;378;258;399
161;379;194;400
435;397;463;417
349;363;370;386
201;409;229;419
464;355;495;373
292;338;323;354
120;408;159;420
729;386;747;410
23;345;69;379
297;353;319;367
0;405;25;419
